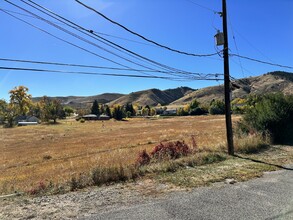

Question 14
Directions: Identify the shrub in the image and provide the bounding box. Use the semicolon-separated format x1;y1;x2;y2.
189;107;206;115
209;106;225;115
209;100;225;115
150;141;191;161
136;149;151;167
80;118;85;123
238;93;293;144
70;173;91;191
27;181;47;195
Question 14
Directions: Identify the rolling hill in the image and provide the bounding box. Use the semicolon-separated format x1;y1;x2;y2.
32;71;293;108
108;87;195;106
170;71;293;106
32;93;125;109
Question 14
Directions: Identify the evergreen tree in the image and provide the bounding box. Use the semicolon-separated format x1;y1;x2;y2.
112;105;124;120
91;100;100;115
125;103;135;116
105;105;111;117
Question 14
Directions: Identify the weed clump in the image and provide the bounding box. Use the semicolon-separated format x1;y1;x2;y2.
136;149;151;167
91;165;139;186
234;133;270;154
27;181;47;195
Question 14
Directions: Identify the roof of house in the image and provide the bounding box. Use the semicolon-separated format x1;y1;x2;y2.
82;114;98;118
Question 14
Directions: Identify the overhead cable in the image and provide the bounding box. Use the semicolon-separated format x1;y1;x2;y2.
0;7;156;47
75;0;218;57
0;57;223;77
0;66;223;81
230;54;293;70
0;9;157;78
185;0;219;14
2;1;163;78
24;0;198;76
18;0;207;77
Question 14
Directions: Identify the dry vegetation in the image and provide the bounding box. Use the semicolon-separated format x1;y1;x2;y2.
0;115;235;194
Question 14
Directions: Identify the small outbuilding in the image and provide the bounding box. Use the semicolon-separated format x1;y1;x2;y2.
162;109;177;116
17;115;40;126
82;114;98;120
98;114;110;120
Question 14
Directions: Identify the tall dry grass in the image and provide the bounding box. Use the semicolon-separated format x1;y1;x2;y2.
0;115;239;194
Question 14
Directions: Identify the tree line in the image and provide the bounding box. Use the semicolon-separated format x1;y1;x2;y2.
0;86;73;127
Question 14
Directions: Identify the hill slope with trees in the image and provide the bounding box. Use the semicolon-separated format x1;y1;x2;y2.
171;71;293;106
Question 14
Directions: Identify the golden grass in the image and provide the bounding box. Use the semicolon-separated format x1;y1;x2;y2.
0;115;239;194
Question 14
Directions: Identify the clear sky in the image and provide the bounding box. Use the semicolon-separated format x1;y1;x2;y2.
0;0;292;100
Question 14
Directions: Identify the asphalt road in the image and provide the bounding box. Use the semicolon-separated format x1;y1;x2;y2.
86;167;293;220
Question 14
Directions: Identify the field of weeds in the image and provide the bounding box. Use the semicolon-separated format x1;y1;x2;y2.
0;115;234;194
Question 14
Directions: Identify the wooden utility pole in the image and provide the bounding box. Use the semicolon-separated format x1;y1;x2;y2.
222;0;234;155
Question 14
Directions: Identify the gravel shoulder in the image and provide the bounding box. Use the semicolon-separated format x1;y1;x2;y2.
0;179;182;220
1;168;292;220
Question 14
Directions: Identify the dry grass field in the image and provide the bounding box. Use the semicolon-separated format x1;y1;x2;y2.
0;115;239;194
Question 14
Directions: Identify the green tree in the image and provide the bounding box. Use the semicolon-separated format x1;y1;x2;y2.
91;100;100;115
190;99;200;109
209;100;225;115
142;107;149;116
40;96;63;123
125;103;135;116
177;107;188;116
150;108;156;116
112;105;124;120
29;102;42;118
239;93;293;144
9;86;32;116
63;106;74;117
0;100;17;127
5;104;18;127
104;105;111;117
0;100;7;124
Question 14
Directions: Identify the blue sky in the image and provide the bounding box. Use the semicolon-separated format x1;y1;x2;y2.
0;0;292;100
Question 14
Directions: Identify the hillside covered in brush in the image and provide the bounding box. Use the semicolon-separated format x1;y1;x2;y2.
170;71;293;106
108;87;195;106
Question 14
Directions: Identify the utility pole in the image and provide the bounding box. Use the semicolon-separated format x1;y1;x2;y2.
222;0;234;155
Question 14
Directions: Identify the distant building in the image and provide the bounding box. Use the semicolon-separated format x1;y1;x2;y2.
98;114;110;120
82;114;98;120
162;109;177;115
16;116;40;126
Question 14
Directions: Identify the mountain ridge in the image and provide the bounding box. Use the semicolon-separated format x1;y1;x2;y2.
32;71;293;108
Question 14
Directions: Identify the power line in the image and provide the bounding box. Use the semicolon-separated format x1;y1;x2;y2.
231;26;275;63
227;13;245;78
0;57;223;77
0;7;155;48
1;4;218;81
0;8;159;78
75;0;218;57
24;0;195;76
17;0;204;77
3;1;163;78
230;53;293;70
185;0;219;14
0;66;223;81
229;57;254;76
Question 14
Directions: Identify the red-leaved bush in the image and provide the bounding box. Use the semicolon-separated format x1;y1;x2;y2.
150;141;191;160
136;149;151;166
